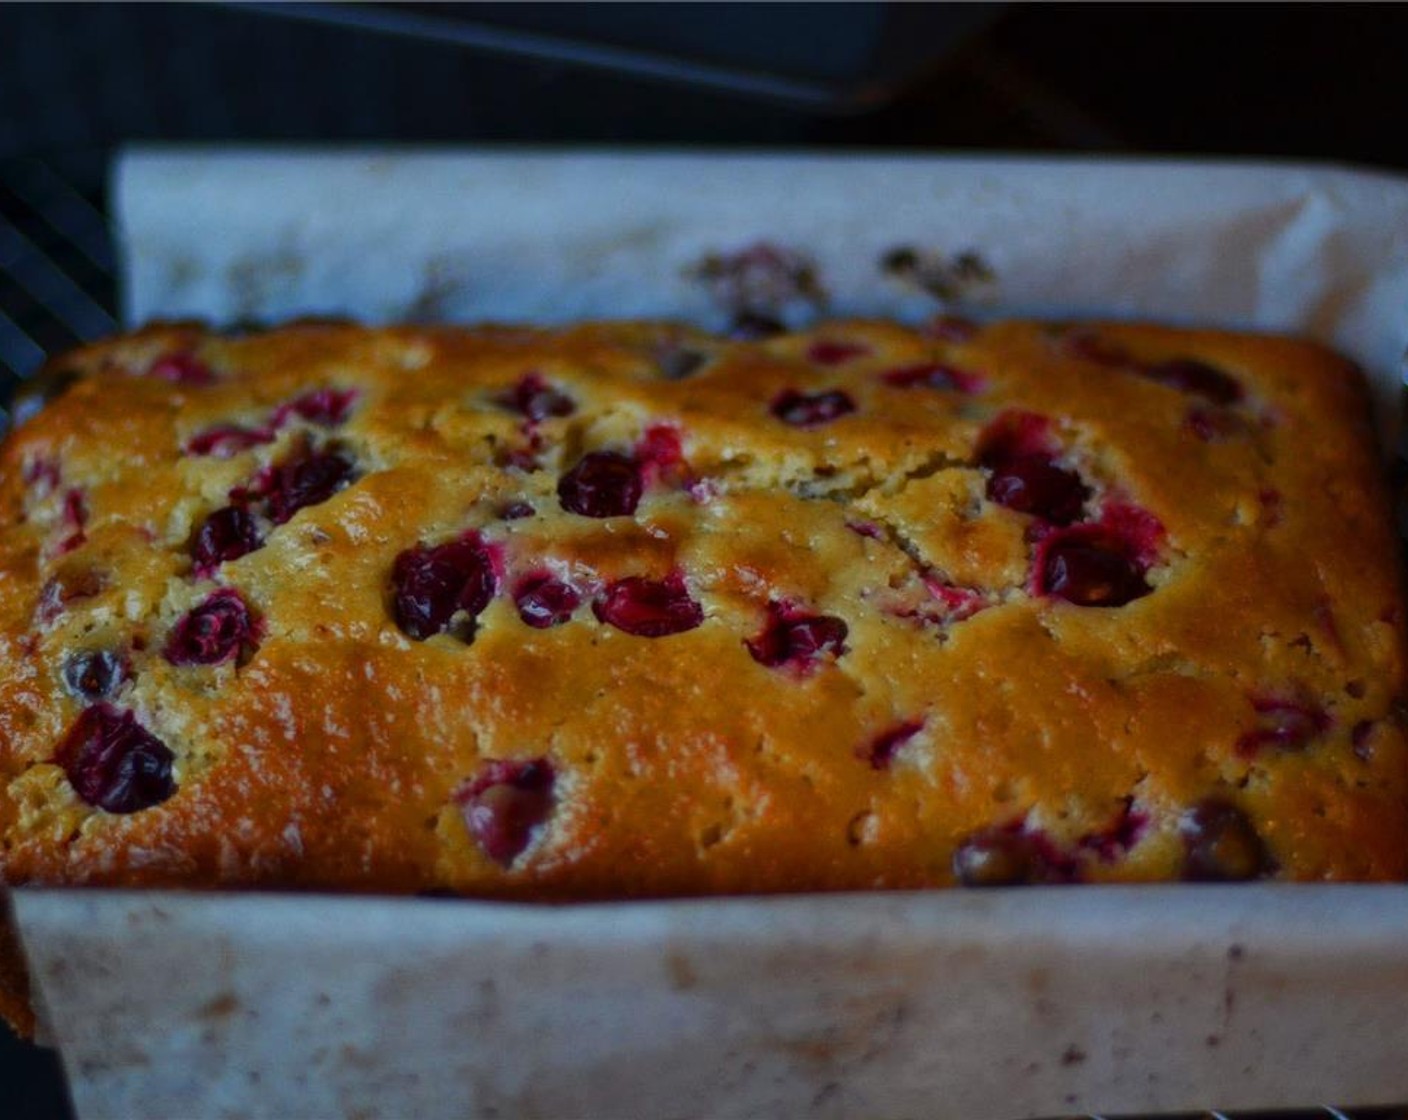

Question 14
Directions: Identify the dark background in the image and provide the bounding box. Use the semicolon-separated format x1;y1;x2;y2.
2;4;1407;1117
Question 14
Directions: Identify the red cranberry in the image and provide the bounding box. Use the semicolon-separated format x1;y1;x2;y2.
881;362;982;393
1078;799;1149;862
846;519;885;540
499;501;535;521
271;387;359;428
455;758;556;867
634;424;689;489
514;573;581;629
922;579;987;623
1179;799;1271;881
186;423;276;458
498;374;575;423
594;575;704;637
860;721;923;770
23;456;62;496
1036;530;1150;607
148;352;216;386
192;506;265;576
746;602;848;670
635;424;684;472
807;340;870;366
770;389;856;428
953;821;1078;886
986;453;1088;525
978;413;1091;525
62;650;129;701
56;488;88;554
924;315;979;343
558;451;642;518
1236;697;1329;757
36;567;108;624
957;817;1075;890
1142;358;1242;405
55;704;176;814
63;488;87;529
977;410;1054;462
265;448;357;525
164;589;261;667
1095;502;1165;565
391;534;497;641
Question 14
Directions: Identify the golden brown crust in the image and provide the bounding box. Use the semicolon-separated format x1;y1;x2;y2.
0;314;1401;968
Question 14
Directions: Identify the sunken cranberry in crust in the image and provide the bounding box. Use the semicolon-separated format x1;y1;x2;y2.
61;650;129;701
454;758;557;867
164;589;262;667
0;314;1402;1035
514;573;581;629
771;388;856;427
55;704;176;814
594;574;703;637
557;451;642;518
746;602;848;671
263;446;358;525
192;505;264;575
391;534;497;641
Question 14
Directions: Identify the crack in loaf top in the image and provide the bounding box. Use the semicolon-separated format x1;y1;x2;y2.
0;315;1403;916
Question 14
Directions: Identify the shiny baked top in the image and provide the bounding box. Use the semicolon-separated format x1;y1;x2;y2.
0;316;1402;917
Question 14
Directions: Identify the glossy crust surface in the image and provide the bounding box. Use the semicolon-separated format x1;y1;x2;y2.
0;316;1403;940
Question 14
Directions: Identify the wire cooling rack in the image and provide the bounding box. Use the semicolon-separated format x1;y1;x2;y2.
0;155;115;416
1;152;1406;1120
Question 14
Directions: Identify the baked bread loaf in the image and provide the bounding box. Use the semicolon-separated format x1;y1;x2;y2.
1;315;1404;1026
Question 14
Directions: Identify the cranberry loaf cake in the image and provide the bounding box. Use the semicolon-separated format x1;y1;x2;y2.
0;316;1404;1020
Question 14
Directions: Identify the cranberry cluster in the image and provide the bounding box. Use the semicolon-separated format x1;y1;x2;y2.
186;387;360;459
192;441;358;577
949;803;1141;887
951;796;1273;886
977;411;1162;608
51;584;265;813
187;388;362;576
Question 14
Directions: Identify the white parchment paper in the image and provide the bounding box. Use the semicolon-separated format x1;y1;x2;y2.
12;149;1408;1120
15;886;1408;1120
117;148;1408;440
